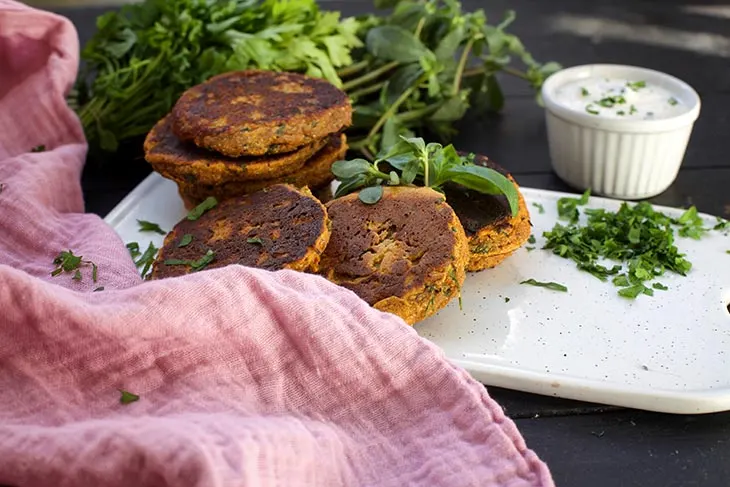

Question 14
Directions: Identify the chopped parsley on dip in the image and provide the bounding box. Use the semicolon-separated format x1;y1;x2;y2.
554;77;686;120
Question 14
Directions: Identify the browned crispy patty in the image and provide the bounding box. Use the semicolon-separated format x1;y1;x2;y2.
150;184;331;279
171;70;352;157
144;114;327;185
319;186;470;326
177;133;346;206
444;154;532;272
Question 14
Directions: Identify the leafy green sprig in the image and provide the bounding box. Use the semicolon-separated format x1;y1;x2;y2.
74;0;557;155
342;0;560;157
331;135;518;213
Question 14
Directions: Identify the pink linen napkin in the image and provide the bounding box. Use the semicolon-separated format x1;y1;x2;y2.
0;2;554;486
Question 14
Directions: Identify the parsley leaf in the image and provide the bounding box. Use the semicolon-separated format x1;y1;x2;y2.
675;206;708;240
557;189;590;223
137;220;166;235
134;242;159;279
178;234;194;248
31;145;46;152
246;237;264;245
527;235;536;244
618;284;651;299
626;80;646;91
51;250;98;283
595;95;626;108
164;249;215;272
532;202;545;214
520;279;568;292
126;242;141;259
187;197;218;221
714;217;730;233
119;389;140;405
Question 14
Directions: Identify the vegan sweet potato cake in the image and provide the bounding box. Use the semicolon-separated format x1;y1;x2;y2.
319;186;470;325
444;154;531;271
144;115;328;186
171;70;352;157
151;184;330;279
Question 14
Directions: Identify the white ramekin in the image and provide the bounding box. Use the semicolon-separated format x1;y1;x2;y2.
541;64;701;200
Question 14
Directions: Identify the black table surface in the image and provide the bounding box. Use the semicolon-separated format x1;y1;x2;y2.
58;1;730;485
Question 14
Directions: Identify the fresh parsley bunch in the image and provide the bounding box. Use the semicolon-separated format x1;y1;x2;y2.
342;0;560;157
331;135;519;213
72;0;362;151
73;0;557;156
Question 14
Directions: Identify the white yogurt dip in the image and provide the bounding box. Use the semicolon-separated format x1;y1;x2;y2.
554;77;686;120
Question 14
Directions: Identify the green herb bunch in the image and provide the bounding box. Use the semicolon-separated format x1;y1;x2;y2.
331;135;518;212
342;0;560;157
72;0;556;155
71;0;362;151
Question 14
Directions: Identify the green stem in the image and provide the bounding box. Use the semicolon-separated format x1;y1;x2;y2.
423;153;429;187
365;73;429;145
349;81;387;100
502;66;529;80
462;67;484;78
343;61;399;92
337;60;370;79
398;104;440;122
414;17;426;39
452;38;474;97
358;145;374;161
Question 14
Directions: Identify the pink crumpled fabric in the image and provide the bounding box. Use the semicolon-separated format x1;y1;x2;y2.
0;2;553;486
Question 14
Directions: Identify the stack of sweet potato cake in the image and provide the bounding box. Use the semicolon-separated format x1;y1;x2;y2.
143;70;351;209
143;69;532;327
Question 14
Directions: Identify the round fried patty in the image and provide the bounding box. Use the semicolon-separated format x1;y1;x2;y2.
319;186;470;326
144;115;327;185
443;154;532;271
150;184;331;279
177;133;346;206
171;70;352;157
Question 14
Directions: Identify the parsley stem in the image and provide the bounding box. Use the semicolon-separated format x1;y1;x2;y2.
349;81;387;100
423;152;430;187
414;17;426;39
337;60;370;79
365;73;430;148
361;146;375;161
398;104;440;122
462;67;486;78
342;61;399;92
452;38;475;97
501;66;529;80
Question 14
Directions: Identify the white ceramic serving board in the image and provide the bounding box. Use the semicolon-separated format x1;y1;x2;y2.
106;173;730;414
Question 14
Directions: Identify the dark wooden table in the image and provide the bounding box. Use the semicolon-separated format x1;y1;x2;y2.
61;1;730;485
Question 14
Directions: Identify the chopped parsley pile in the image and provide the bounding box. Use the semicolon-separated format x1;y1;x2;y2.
539;190;727;299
